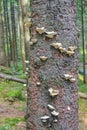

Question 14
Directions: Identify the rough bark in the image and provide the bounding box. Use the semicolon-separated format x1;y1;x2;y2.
27;0;79;130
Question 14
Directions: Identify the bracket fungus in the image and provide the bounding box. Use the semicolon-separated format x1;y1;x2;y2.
25;72;28;75
53;119;58;123
47;104;55;111
41;115;50;124
64;74;73;80
48;88;59;97
36;27;46;34
36;82;41;86
68;46;77;51
59;47;67;53
30;39;37;45
69;77;76;82
45;31;57;38
64;74;76;82
24;60;29;64
50;42;62;49
66;50;75;56
26;68;29;71
40;56;48;61
51;110;59;117
31;38;37;44
67;106;71;111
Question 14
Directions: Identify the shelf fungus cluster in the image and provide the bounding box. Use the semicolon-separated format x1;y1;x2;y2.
64;74;76;82
41;104;59;125
36;27;57;39
50;42;77;56
68;46;77;51
66;46;77;56
48;88;59;97
34;25;77;127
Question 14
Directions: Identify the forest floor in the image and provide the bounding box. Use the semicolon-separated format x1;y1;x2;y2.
0;97;87;130
0;79;26;130
0;74;87;130
79;99;87;130
0;99;26;130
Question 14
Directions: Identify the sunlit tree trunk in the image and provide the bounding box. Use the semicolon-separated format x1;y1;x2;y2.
27;0;79;130
18;0;26;71
21;0;31;61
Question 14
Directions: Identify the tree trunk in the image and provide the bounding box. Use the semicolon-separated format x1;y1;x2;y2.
21;0;31;61
27;0;79;130
18;0;26;71
0;2;7;66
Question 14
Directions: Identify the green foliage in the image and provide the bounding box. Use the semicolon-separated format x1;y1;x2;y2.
0;117;25;130
0;81;25;101
78;74;87;94
79;98;87;112
4;86;24;100
0;66;13;75
0;124;11;130
4;118;25;126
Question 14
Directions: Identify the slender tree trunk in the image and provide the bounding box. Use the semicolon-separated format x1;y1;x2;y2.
27;0;79;130
18;0;26;71
81;0;86;83
0;2;7;66
10;1;17;69
21;0;31;61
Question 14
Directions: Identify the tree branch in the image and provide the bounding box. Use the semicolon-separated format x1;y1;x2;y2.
79;92;87;99
0;73;26;84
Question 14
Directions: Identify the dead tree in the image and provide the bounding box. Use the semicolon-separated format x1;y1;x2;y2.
26;0;79;130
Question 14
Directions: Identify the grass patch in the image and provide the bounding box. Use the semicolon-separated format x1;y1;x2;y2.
0;66;13;75
79;98;87;112
78;74;87;94
0;117;25;130
0;80;25;101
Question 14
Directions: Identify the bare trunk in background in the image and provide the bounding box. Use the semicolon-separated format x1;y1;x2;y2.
27;0;79;130
18;0;26;71
0;3;7;66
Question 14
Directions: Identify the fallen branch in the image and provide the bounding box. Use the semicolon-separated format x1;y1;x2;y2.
79;92;87;99
0;73;26;84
